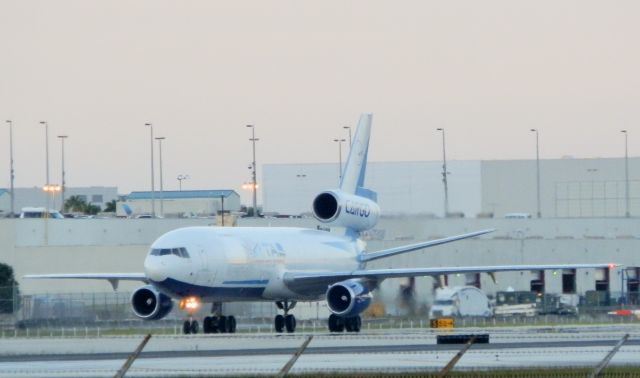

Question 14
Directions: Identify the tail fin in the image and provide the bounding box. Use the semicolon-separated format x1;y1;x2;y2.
340;113;372;195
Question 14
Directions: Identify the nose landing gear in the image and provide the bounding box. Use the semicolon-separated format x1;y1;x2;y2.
274;300;297;333
183;317;199;334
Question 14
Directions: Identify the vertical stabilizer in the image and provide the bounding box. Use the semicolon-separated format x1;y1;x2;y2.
340;114;372;194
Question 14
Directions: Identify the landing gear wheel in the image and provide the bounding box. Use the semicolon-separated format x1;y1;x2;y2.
353;316;362;332
183;320;192;335
274;314;285;333
218;316;228;333
228;316;237;333
345;318;353;332
328;314;345;332
203;316;212;334
345;316;361;332
285;314;296;333
190;320;199;334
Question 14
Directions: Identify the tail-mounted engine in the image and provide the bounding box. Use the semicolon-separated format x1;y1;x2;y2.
326;279;373;317
131;285;174;320
312;190;379;232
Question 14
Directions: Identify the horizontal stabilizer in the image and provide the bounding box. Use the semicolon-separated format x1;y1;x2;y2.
358;229;495;263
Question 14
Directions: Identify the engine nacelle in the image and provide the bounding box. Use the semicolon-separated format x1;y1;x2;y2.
326;279;373;317
312;190;380;232
131;285;173;320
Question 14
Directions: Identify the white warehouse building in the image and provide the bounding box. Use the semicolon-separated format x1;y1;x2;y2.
262;157;640;218
117;189;241;218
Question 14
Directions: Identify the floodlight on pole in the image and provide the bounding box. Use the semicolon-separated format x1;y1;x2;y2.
343;126;352;147
5;120;15;217
436;128;449;217
145;123;155;217
155;136;166;217
247;125;259;218
57;135;68;212
177;174;190;191
333;138;346;184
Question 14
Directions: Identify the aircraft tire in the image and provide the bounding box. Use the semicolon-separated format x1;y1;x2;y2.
190;320;199;334
183;320;192;335
274;314;284;333
354;316;362;332
328;314;345;332
345;318;353;332
203;316;212;334
218;316;228;333
285;314;296;333
228;316;237;333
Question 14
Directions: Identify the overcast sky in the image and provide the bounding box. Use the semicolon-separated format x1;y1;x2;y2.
1;1;639;203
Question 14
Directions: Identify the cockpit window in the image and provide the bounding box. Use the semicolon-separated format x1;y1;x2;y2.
150;247;190;258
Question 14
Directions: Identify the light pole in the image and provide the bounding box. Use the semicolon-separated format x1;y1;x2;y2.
531;129;541;218
333;138;346;184
177;174;189;191
57;135;68;212
436;128;449;217
247;125;259;218
40;121;50;186
5;120;15;217
155;137;166;217
39;121;51;213
622;130;630;217
343;126;352;147
145;123;155;217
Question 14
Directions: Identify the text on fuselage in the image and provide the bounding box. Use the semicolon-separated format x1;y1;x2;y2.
345;200;371;217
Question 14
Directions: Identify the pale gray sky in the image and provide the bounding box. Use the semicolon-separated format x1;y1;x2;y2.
1;1;639;204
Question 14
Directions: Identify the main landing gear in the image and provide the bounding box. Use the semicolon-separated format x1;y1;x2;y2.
274;301;297;333
182;302;237;334
328;314;362;333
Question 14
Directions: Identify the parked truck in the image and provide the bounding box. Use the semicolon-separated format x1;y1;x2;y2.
429;286;493;318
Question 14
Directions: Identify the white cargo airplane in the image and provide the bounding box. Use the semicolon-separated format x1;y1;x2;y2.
27;113;615;334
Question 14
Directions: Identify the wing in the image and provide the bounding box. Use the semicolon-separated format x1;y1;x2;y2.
283;263;616;293
24;273;147;291
358;229;495;262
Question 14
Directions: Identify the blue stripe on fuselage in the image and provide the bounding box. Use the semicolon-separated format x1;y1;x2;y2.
222;279;269;285
152;277;266;299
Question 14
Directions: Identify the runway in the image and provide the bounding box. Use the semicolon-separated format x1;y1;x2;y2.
1;325;639;377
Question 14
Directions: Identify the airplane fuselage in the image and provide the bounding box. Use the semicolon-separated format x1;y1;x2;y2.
145;226;363;302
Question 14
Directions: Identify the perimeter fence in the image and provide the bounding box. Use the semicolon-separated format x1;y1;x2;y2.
1;287;639;335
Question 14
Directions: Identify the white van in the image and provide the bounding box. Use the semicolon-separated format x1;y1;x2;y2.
19;207;64;219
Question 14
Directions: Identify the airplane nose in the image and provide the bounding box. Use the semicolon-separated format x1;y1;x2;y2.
144;256;168;281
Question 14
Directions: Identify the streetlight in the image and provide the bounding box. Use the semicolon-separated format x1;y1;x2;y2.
40;121;51;212
343;126;352;147
333;138;346;184
5;120;15;217
39;121;50;186
530;129;541;218
622;130;630;217
145;122;155;217
57;135;68;212
177;174;190;191
247;125;259;218
155;137;166;217
436;128;449;217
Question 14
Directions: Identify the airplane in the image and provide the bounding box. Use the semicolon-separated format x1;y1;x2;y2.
26;113;616;334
